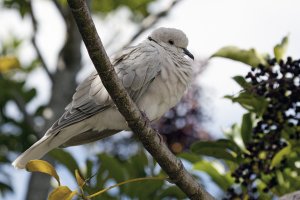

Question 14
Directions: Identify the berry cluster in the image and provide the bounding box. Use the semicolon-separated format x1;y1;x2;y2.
224;57;300;199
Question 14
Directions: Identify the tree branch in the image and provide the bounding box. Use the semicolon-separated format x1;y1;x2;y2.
11;91;35;130
29;0;54;82
67;0;214;199
122;0;182;48
52;0;67;20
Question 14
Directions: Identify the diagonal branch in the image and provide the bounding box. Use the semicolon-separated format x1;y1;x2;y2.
29;1;54;82
122;0;182;48
67;0;214;199
10;90;35;131
52;0;67;20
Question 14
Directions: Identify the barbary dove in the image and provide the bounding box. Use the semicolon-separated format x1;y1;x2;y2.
12;27;194;169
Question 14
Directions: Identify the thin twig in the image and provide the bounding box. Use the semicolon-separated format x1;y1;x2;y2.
86;177;165;198
29;1;54;82
10;90;35;130
122;0;182;48
52;0;67;20
67;0;214;199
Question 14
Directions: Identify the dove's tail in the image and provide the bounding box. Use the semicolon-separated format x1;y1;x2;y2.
12;123;90;169
12;133;58;169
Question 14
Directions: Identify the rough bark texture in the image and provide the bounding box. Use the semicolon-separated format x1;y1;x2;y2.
67;0;214;199
25;3;82;200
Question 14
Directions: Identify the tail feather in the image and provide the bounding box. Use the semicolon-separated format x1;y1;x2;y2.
12;135;54;169
12;123;91;169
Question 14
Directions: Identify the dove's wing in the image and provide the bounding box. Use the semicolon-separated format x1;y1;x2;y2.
114;43;162;102
47;42;161;135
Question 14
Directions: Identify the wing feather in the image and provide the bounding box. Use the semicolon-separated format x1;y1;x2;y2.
48;42;161;134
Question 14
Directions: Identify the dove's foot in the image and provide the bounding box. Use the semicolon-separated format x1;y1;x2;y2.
156;131;166;145
140;110;151;126
140;111;165;145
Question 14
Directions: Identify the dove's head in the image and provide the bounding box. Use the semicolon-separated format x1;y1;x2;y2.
148;27;194;60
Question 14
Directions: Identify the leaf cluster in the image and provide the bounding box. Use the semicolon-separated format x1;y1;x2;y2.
25;149;186;200
188;36;300;199
0;38;43;196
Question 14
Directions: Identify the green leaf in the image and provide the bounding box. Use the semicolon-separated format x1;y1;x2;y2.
276;170;285;187
48;186;77;200
26;160;60;186
126;178;164;198
98;153;125;182
191;141;238;162
87;177;165;199
158;186;186;199
232;76;251;90
23;88;37;103
211;46;268;67
96;161;108;190
0;182;13;193
192;139;242;155
225;92;268;116
130;150;148;176
270;143;291;169
274;35;289;61
178;152;202;163
91;0;155;17
49;149;80;178
193;160;234;190
3;0;30;17
85;159;93;182
241;113;253;145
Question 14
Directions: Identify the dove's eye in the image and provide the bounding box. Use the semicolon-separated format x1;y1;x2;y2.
168;40;174;45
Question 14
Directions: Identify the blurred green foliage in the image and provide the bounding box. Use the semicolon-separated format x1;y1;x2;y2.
0;0;183;199
0;38;42;196
3;0;30;17
1;0;299;199
47;149;186;199
189;36;300;199
91;0;155;18
2;0;155;17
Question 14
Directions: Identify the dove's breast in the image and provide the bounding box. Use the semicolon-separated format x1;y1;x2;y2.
137;63;191;121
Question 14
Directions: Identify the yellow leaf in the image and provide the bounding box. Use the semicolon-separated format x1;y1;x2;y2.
75;169;85;188
48;186;77;200
0;56;21;73
26;160;60;186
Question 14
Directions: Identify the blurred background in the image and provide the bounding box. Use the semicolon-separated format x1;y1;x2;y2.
0;0;300;199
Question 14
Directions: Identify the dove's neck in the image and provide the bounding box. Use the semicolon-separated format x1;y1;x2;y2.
164;49;193;87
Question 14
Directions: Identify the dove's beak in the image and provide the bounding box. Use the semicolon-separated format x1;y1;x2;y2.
183;48;194;60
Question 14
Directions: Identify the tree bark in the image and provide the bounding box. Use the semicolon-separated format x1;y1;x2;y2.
67;0;214;199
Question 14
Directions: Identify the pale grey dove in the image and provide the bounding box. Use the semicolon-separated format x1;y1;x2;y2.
12;27;194;169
